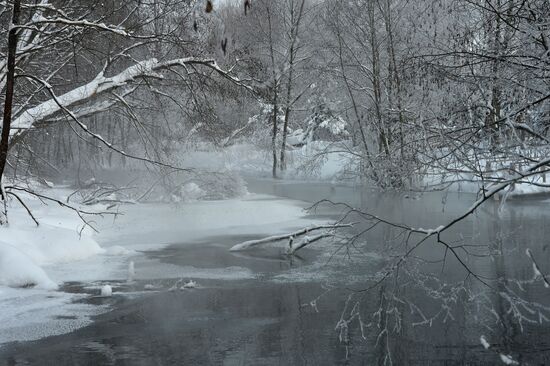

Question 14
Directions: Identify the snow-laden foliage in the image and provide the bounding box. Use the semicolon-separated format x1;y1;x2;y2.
0;0;549;362
287;104;349;147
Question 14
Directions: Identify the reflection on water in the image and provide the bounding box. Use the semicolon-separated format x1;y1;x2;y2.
2;179;550;365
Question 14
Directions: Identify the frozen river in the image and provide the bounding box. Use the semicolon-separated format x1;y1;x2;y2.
1;179;550;365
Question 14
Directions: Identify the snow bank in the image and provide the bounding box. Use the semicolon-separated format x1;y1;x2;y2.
1;224;104;266
0;184;317;345
420;154;550;197
0;243;58;290
0;188;104;290
0;221;104;290
0;224;103;291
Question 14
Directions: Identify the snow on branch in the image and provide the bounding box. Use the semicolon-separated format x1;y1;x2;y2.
287;232;333;255
4;185;117;233
526;249;550;288
17;16;151;39
17;74;194;172
479;335;520;365
229;223;353;252
9;57;250;141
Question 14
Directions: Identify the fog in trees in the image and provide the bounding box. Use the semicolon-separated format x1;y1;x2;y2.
0;0;549;364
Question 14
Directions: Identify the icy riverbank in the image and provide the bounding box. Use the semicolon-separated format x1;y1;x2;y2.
0;185;318;345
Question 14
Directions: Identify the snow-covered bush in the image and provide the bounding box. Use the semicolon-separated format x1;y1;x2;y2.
134;169;247;203
195;171;248;200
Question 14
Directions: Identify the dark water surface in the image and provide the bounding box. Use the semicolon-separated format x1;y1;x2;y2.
1;179;550;365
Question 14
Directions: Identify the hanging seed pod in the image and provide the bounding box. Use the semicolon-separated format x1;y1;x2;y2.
244;0;251;15
221;37;228;55
205;0;213;13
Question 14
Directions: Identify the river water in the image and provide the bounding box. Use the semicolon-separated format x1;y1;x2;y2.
1;179;550;365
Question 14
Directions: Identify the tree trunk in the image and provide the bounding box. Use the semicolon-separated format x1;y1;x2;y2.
0;0;21;224
271;94;279;179
335;14;379;183
280;0;305;172
487;0;503;150
382;0;406;187
279;77;293;172
368;1;389;157
383;0;404;161
267;4;279;178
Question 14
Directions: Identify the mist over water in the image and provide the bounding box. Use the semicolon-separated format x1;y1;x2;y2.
0;0;549;364
1;179;549;365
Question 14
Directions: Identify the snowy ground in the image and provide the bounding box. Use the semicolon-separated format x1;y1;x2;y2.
0;186;321;345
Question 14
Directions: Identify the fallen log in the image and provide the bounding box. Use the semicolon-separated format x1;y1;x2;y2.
286;233;333;255
229;223;353;252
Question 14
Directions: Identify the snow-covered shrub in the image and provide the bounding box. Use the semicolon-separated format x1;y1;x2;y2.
195;171;248;200
180;182;206;201
135;169;247;203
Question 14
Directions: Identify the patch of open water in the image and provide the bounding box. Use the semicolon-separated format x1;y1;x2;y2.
2;179;550;365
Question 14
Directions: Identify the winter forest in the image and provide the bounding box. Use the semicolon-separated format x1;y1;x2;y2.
0;0;549;364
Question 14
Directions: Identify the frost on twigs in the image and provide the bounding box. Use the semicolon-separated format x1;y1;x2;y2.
335;294;367;361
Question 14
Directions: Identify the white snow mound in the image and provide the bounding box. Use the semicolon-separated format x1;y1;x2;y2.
0;242;58;290
1;224;104;265
104;245;134;256
100;285;112;297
